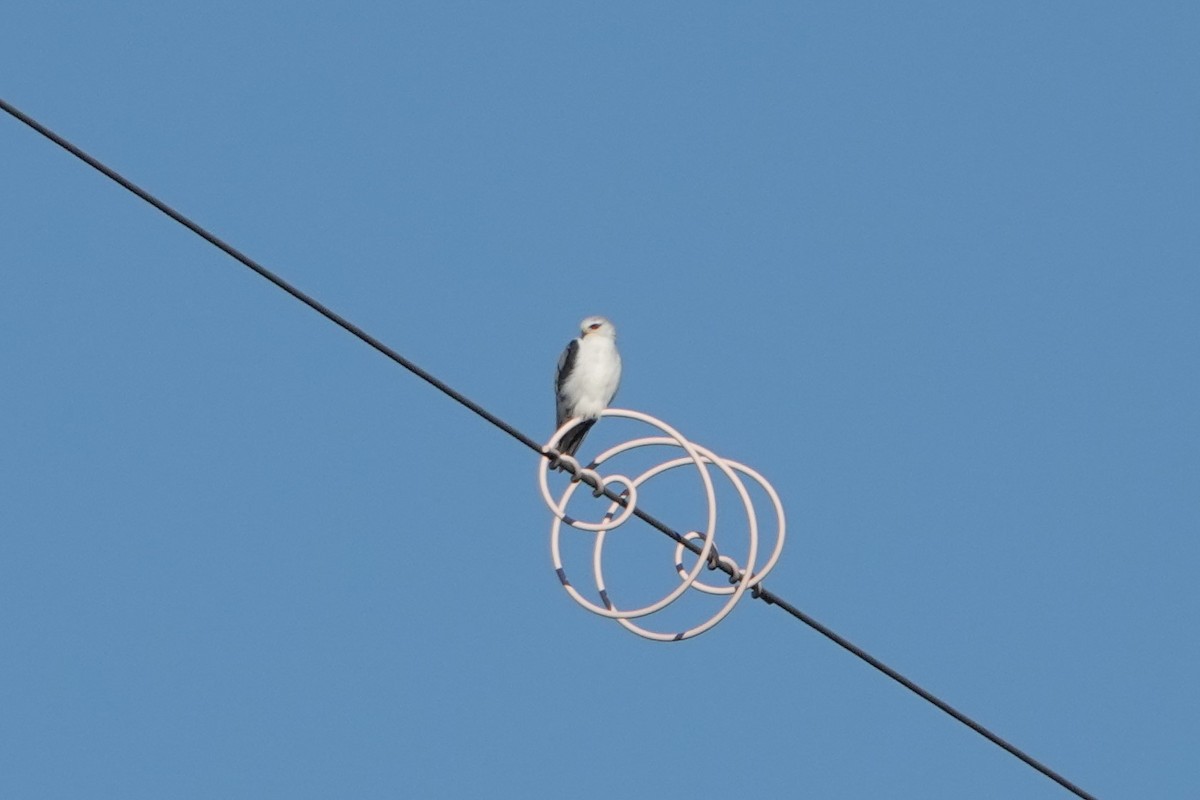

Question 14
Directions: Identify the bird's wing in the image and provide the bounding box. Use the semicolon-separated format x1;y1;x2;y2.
554;338;579;427
608;353;621;405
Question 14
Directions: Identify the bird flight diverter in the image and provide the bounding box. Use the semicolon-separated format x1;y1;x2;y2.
538;408;786;642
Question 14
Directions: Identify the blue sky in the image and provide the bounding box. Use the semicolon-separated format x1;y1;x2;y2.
2;3;1197;798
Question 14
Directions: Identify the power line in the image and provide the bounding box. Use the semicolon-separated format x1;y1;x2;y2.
1;96;1099;800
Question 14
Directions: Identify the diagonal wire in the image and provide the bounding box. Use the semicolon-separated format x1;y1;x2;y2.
1;96;1099;800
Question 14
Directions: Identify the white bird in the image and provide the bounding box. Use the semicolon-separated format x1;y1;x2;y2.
554;316;622;457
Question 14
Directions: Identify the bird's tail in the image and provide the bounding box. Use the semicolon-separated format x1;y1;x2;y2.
556;418;597;458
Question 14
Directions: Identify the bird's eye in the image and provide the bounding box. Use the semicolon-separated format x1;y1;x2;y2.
588;322;601;330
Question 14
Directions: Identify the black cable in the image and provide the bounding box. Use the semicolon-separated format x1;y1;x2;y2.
756;588;1098;799
1;96;1099;800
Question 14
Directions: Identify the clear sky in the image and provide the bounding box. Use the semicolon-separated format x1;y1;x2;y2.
2;3;1197;798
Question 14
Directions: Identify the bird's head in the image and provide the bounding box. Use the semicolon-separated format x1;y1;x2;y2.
579;316;616;339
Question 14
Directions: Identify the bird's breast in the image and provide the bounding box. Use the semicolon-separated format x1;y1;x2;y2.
562;339;621;418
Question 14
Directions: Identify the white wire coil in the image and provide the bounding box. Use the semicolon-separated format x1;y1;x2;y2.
537;409;786;642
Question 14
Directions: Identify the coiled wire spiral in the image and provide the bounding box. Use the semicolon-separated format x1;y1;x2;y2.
537;409;786;641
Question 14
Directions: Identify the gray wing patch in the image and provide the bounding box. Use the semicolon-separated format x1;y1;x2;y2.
555;338;579;427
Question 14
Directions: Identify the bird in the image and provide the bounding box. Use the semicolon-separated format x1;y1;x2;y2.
554;316;622;458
